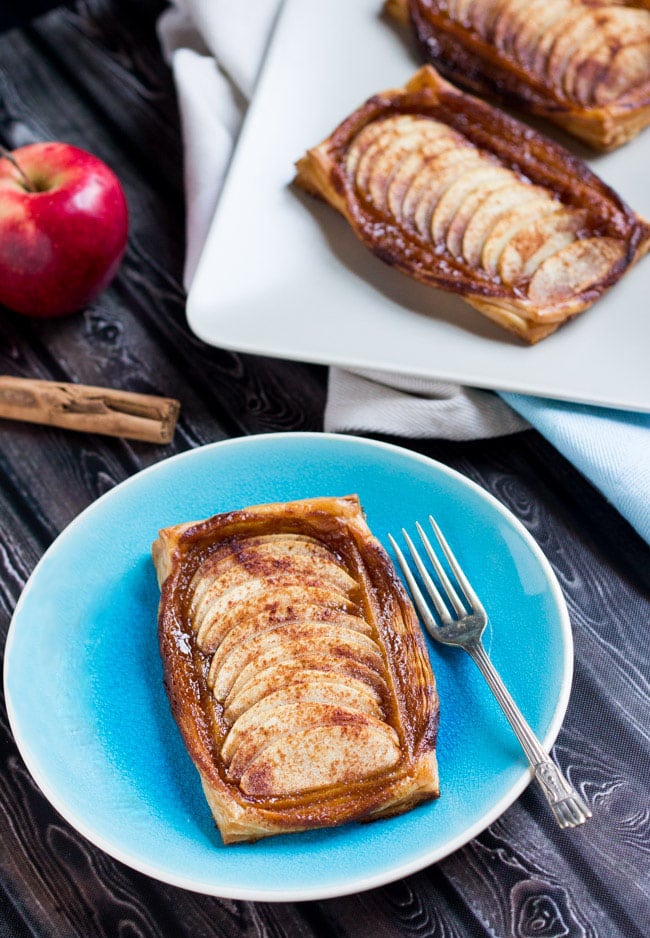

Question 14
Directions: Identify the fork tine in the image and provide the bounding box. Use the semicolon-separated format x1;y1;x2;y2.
402;528;455;625
427;515;486;616
415;521;466;617
387;533;449;630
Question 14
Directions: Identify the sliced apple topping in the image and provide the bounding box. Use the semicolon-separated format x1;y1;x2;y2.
221;680;384;766
527;237;626;309
430;163;509;246
342;111;624;297
198;584;360;654
445;171;514;257
189;533;357;650
225;656;390;719
412;151;486;239
461;185;553;268
223;669;384;724
386;143;456;216
492;0;530;51
480;198;562;276
181;520;412;802
445;0;478;26
545;10;600;90
506;0;566;68
498;210;586;285
209;610;374;684
344;114;417;177
238;721;402;797
471;0;510;42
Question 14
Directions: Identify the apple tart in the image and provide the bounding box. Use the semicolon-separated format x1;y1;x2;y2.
294;66;650;342
385;0;650;151
152;494;439;844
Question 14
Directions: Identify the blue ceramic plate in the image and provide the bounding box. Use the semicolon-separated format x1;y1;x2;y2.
4;433;572;901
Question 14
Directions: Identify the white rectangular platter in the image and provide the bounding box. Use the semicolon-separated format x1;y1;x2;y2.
186;0;650;412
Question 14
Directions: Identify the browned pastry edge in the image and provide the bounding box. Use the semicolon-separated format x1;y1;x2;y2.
153;495;440;843
385;0;650;151
294;65;650;343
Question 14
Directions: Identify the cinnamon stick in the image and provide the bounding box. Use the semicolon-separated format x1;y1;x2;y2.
0;376;180;444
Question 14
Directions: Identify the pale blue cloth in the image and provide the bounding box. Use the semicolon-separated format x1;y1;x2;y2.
501;394;650;544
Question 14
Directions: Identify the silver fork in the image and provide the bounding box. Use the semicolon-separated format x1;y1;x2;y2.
388;516;591;829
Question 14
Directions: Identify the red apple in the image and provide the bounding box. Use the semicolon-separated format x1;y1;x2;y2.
0;142;128;318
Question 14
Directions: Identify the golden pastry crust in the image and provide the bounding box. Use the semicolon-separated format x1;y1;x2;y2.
385;0;650;151
294;65;650;343
152;495;439;844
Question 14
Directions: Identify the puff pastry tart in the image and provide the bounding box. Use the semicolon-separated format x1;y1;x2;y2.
294;66;650;342
385;0;650;151
152;495;439;844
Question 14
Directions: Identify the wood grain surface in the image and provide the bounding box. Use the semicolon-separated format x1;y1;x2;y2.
0;2;649;936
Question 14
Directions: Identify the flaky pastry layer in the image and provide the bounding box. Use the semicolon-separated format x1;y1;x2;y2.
294;66;650;342
153;495;439;844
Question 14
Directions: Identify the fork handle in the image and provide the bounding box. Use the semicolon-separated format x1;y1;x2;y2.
467;640;591;827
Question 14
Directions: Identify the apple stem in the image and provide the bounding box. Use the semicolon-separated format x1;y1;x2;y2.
0;144;35;192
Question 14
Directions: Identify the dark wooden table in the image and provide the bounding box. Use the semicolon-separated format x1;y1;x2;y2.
1;2;649;935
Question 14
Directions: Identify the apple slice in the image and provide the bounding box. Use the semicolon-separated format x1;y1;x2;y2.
545;10;598;98
594;40;650;105
471;0;509;41
364;121;449;212
222;678;384;763
225;657;390;717
531;7;579;80
512;2;569;72
527;237;626;310
197;584;359;653
390;131;467;222
480;197;561;276
430;160;506;246
410;149;484;240
446;0;478;26
354;117;424;194
344;114;415;176
209;611;374;683
494;0;535;56
225;701;372;776
461;184;547;268
209;622;385;698
237;674;383;721
387;142;452;217
224;667;384;724
445;170;515;257
238;721;402;796
499;210;585;284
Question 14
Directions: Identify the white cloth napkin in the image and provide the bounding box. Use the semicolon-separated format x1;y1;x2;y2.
157;0;650;545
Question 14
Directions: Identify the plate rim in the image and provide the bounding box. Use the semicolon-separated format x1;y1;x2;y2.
3;432;574;902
